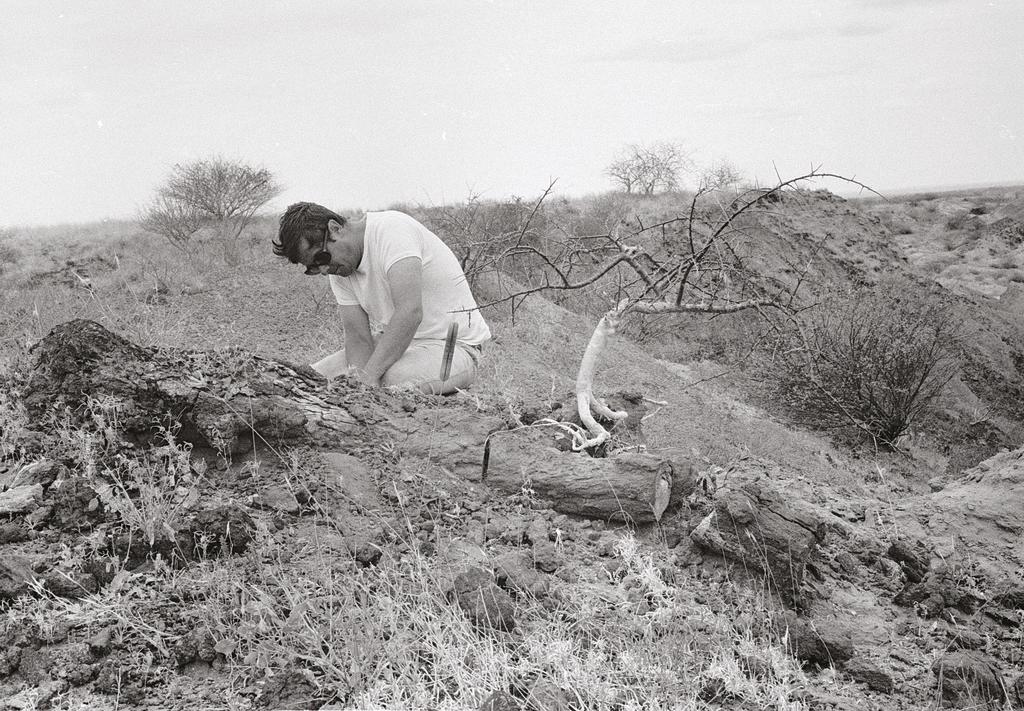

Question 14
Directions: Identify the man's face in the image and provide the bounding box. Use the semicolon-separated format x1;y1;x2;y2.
301;229;333;275
301;224;359;277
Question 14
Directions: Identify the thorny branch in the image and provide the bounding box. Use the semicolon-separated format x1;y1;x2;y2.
440;169;880;443
459;169;877;322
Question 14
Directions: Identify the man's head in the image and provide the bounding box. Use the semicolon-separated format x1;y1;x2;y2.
274;202;362;276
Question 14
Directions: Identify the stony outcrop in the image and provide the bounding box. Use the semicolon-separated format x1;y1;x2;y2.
22;319;379;456
932;651;1007;707
690;476;825;607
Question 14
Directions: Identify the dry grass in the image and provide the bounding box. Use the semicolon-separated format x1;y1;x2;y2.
0;376;817;708
8;189;1019;707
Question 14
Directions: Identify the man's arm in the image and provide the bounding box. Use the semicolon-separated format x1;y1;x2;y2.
361;257;423;385
339;305;374;371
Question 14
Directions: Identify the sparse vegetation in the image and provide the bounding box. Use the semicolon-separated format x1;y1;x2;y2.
945;212;974;231
767;279;961;447
605;141;693;195
697;159;745;192
139;156;281;264
3;181;1024;709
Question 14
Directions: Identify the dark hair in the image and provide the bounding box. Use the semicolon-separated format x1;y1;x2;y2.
273;202;347;263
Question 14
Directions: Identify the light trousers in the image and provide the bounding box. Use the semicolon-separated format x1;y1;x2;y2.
311;339;481;394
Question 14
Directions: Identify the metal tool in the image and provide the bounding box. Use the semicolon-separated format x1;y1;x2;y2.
440;322;459;383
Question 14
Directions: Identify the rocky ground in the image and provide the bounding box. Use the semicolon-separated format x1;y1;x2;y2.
1;318;1022;710
1;186;1023;709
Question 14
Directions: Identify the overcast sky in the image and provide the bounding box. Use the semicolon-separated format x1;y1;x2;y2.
2;0;1022;227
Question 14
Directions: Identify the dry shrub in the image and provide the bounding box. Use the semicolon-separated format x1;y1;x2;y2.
945;212;978;232
139;156;281;265
0;232;22;274
767;278;961;447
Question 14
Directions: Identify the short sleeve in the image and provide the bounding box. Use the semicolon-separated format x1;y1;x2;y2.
329;275;359;306
379;214;423;271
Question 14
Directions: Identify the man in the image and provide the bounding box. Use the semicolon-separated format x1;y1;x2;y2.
273;202;491;394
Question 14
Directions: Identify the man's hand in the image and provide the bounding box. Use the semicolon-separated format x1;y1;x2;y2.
339;305;374;371
343;365;379;387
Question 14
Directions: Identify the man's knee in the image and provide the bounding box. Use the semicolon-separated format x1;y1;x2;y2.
381;360;420;388
311;350;348;379
382;345;478;393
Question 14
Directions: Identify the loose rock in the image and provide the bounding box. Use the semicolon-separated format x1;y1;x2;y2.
254;483;301;515
0;555;35;601
0;460;64;490
887;538;930;583
256;666;323;709
843;657;894;693
0;484;43;514
188;504;255;556
41;569;98;599
1009;674;1024;709
45;477;104;530
932;651;1006;707
778;614;855;668
0;521;30;544
691;478;824;607
453;567;516;631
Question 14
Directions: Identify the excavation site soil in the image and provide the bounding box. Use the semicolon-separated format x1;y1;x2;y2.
1;186;1023;710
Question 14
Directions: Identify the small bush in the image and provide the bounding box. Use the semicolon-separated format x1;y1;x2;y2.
139;156;281;264
424;192;554;290
766;279;961;447
945;213;972;231
0;233;21;274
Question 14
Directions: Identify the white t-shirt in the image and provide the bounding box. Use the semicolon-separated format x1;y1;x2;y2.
329;211;491;346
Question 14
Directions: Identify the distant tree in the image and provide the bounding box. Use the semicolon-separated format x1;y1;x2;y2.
699;160;744;191
605;153;641;195
140;157;282;263
606;142;692;195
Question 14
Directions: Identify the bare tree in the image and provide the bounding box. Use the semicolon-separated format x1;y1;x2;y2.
140;157;282;264
605;154;641;195
606;142;693;195
138;193;203;256
461;169;880;449
699;159;744;191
